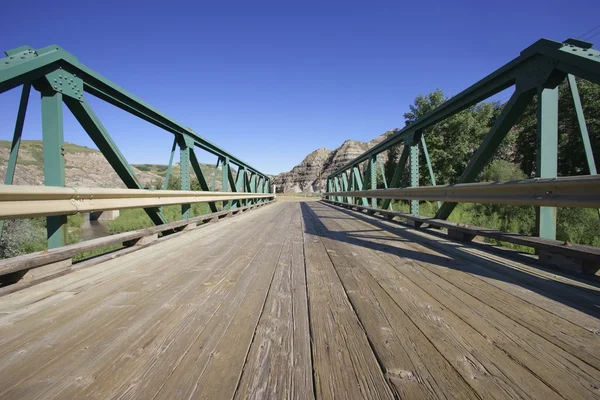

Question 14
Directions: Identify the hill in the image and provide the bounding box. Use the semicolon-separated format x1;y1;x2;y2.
0;140;225;189
272;131;392;193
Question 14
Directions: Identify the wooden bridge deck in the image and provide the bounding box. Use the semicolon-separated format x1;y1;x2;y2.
0;200;599;399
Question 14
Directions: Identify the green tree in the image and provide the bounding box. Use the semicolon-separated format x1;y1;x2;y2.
512;78;600;177
385;89;503;186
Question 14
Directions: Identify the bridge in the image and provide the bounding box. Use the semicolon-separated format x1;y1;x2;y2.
0;38;599;399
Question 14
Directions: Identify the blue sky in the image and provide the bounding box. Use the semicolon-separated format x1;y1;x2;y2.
1;0;599;175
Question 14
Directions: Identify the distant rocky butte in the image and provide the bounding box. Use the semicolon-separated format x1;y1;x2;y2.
273;130;397;193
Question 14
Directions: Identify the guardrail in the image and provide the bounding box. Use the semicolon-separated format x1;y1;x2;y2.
0;185;274;219
324;175;600;208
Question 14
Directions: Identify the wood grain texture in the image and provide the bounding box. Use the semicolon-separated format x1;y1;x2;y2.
234;203;314;400
0;200;599;399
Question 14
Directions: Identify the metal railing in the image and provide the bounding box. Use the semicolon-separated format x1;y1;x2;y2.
326;38;599;240
0;44;274;250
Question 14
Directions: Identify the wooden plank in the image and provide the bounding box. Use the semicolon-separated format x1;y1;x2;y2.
323;200;600;310
305;202;562;400
151;203;295;399
235;203;314;399
0;204;286;398
323;204;600;399
303;204;395;399
0;201;275;277
304;205;478;399
49;204;292;399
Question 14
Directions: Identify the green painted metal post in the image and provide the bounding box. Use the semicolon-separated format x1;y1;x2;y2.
41;88;67;248
410;138;420;215
189;148;218;213
352;166;369;207
370;155;377;208
163;137;177;190
341;172;350;203
0;84;30;239
378;157;387;189
567;74;597;175
222;157;229;209
326;178;332;200
536;86;558;240
211;158;220;192
179;136;191;219
334;176;342;203
381;139;412;210
421;134;440;209
235;167;245;207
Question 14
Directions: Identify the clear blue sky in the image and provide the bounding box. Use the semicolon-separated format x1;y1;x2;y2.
1;0;599;175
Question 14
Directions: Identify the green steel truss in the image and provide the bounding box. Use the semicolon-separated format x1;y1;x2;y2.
327;38;600;240
0;45;271;247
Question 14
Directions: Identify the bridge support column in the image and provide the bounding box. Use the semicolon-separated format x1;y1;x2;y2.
222;157;230;209
410;135;420;216
41;88;67;249
370;155;377;208
536;85;558;240
178;135;191;219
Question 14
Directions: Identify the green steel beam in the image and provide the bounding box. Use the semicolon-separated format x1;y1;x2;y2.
341;172;350;203
421;135;436;186
178;135;191;219
235;167;246;206
189;149;218;213
163;137;177;190
41;88;67;248
0;84;31;239
421;135;440;209
381;142;411;210
3;84;30;186
222;157;229;209
352;166;369;207
377;157;387;189
410;139;420;215
64;97;167;226
227;164;239;209
434;89;535;221
567;74;597;175
210;157;220;192
369;155;377;208
333;176;342;203
328;39;600;178
536;86;558;240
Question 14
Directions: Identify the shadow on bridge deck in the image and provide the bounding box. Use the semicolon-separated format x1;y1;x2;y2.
0;200;598;399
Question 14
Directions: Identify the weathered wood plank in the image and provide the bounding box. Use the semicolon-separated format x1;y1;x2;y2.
0;201;275;278
0;204;285;398
305;202;562;400
303;205;395;400
151;204;295;399
322;203;600;399
235;204;314;399
304;204;478;399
